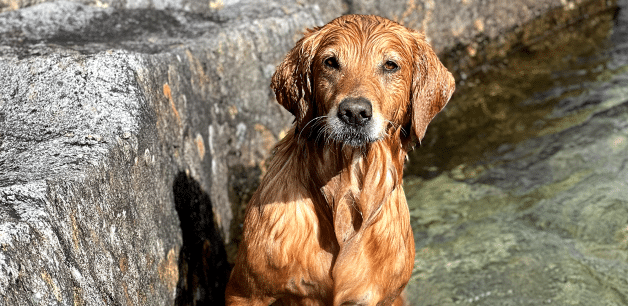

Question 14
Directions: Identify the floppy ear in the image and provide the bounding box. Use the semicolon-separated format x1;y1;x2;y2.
270;27;321;125
410;31;456;142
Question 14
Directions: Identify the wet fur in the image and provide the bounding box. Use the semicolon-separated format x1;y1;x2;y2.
226;15;455;306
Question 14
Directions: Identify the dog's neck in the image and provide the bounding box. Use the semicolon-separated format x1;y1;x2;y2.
270;126;410;244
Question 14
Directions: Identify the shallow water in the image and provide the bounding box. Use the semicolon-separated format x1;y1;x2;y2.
404;0;628;305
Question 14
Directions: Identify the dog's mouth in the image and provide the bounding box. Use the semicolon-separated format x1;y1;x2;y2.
325;97;384;147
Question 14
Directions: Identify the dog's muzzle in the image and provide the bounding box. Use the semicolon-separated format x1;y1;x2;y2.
329;97;381;147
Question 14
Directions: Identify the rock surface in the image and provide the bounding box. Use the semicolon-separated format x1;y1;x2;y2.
347;0;568;55
404;0;628;304
0;1;334;304
0;0;618;305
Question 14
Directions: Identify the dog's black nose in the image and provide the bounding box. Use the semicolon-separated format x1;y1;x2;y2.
337;97;372;127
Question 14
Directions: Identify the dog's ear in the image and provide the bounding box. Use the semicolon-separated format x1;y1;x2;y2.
271;27;321;125
410;31;455;142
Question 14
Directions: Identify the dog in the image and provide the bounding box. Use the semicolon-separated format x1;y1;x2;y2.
225;14;455;306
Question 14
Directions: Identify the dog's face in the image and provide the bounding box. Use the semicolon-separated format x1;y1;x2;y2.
311;22;416;147
272;15;455;146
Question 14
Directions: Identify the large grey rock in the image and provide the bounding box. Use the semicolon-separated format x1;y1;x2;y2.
0;1;338;304
0;51;181;306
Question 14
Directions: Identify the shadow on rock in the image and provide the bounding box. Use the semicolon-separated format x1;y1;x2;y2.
173;172;230;305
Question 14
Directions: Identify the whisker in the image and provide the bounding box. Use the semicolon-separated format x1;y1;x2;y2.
317;123;332;145
384;119;406;137
298;116;328;140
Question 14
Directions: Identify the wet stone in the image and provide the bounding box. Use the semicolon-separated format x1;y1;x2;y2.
404;1;628;304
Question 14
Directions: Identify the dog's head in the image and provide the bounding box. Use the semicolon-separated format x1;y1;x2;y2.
271;15;455;147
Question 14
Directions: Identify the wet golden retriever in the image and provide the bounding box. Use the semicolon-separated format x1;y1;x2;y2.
225;14;455;306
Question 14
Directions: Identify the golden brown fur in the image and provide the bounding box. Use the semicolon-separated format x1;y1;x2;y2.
225;15;455;306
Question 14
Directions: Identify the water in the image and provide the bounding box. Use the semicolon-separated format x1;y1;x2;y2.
404;0;628;305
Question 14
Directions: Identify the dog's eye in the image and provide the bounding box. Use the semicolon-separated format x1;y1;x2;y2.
383;60;399;72
324;57;340;69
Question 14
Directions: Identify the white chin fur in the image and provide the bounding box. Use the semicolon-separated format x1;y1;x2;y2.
325;114;384;147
